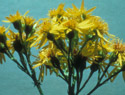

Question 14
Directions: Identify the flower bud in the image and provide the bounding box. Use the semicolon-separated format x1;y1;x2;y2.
13;20;22;30
0;42;6;53
66;31;74;40
73;54;87;71
0;33;7;44
109;52;118;63
47;33;55;41
13;39;23;52
51;56;60;68
25;25;33;36
90;63;99;72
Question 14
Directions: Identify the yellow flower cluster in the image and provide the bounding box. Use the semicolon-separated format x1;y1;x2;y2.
0;11;38;63
26;0;125;81
0;0;124;83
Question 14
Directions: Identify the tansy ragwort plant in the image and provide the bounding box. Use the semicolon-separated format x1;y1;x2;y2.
0;0;125;95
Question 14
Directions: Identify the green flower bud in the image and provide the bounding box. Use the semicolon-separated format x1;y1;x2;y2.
0;33;7;44
13;39;23;52
13;20;22;30
25;24;33;36
51;56;60;68
109;52;118;63
90;63;99;72
66;31;74;40
0;42;6;53
47;33;55;41
73;54;87;71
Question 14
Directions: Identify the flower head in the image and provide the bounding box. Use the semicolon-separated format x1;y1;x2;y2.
3;11;29;30
6;30;26;53
4;11;22;23
24;16;36;36
0;26;6;34
0;26;7;46
24;16;35;26
66;0;96;22
108;40;125;82
49;4;65;18
32;42;63;81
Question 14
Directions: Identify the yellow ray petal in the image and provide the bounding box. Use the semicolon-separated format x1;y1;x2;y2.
80;0;84;10
72;4;78;10
96;30;110;43
2;20;10;23
16;11;21;17
24;10;29;16
118;54;122;66
32;63;44;69
86;7;96;14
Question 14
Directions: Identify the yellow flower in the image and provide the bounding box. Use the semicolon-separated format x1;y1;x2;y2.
0;26;7;45
66;0;96;22
6;30;26;53
32;42;63;81
4;11;22;23
33;42;53;69
49;4;65;18
61;18;94;38
89;16;114;44
3;11;29;23
24;16;35;26
63;19;77;29
29;20;65;48
0;53;6;64
3;11;29;30
32;41;63;68
108;40;125;82
113;40;125;66
24;16;36;36
48;3;66;23
92;16;108;34
29;21;51;48
0;26;6;34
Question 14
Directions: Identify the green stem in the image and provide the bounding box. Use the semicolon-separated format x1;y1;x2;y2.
76;71;93;95
36;84;44;95
87;69;122;95
76;70;80;93
58;66;68;83
18;52;27;70
78;41;87;55
99;62;112;82
5;51;24;71
25;47;44;95
76;71;83;95
100;69;122;86
67;39;74;95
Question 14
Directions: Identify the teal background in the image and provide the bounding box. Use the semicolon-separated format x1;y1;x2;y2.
0;0;124;95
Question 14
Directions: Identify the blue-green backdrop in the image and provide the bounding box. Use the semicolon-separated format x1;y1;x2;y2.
0;0;124;95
